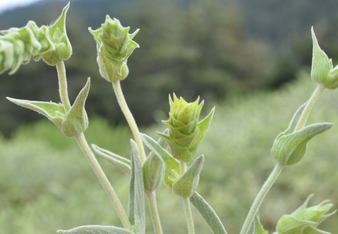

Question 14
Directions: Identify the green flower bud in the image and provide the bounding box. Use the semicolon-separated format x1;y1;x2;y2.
311;27;338;89
42;2;72;66
89;16;139;82
158;93;215;162
276;194;335;234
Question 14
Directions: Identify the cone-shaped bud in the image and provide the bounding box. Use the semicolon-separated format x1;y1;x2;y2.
172;155;204;198
311;27;338;89
159;93;215;162
276;194;336;234
271;102;332;165
42;3;72;65
88;16;139;82
7;78;90;138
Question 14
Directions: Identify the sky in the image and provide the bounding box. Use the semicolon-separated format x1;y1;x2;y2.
0;0;40;13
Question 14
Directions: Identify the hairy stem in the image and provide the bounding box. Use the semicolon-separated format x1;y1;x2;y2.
112;80;146;163
56;61;71;112
180;161;195;234
75;133;132;230
146;191;163;234
240;163;284;234
295;84;326;131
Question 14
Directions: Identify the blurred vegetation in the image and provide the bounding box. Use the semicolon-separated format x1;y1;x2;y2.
1;73;338;233
1;0;338;136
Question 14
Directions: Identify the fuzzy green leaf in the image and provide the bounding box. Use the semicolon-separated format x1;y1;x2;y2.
56;225;134;234
143;130;167;192
190;192;227;234
140;133;180;188
190;107;215;155
271;122;332;165
129;140;145;234
253;216;268;234
92;144;131;175
61;78;90;137
284;102;308;134
42;2;72;65
172;154;204;198
6;97;65;129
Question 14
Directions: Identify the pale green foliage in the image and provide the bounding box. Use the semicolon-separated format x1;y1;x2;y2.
311;27;338;89
0;3;71;74
7;78;90;137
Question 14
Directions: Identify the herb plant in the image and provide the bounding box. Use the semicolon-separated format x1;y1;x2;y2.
0;3;336;234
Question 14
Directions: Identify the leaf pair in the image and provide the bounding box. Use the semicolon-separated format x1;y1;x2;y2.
7;78;90;138
271;102;332;165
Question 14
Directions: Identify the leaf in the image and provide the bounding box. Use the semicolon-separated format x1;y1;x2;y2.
276;215;315;234
271;122;333;165
172;155;204;198
92;144;131;175
143;130;168;191
190;192;227;234
129;139;145;234
283;102;307;133
56;225;134;234
6;97;66;129
253;216;268;234
61;78;90;137
43;2;72;65
140;133;180;188
190;107;215;155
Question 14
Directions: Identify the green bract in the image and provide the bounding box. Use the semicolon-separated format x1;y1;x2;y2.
89;16;139;82
158;94;215;162
271;102;332;166
42;3;72;66
7;78;90;138
275;195;336;234
311;27;338;89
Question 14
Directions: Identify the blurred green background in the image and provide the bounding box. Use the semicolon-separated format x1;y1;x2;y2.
1;0;338;233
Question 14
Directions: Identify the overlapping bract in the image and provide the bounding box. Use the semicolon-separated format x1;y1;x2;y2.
89;16;139;82
158;94;214;163
0;3;71;75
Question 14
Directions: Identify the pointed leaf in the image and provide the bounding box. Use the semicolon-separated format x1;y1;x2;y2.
92;144;131;175
140;133;180;188
42;2;72;65
61;78;90;137
129;139;145;234
190;192;227;234
143;130;168;191
190;107;215;154
57;225;134;234
284;102;308;134
271;122;333;165
276;215;315;234
253;216;268;234
172;155;204;198
6;97;65;128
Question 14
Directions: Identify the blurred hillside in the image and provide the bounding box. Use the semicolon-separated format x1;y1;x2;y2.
1;0;338;136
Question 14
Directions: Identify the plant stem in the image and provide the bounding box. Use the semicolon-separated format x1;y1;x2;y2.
180;161;195;234
112;80;146;164
75;133;132;230
295;84;326;131
146;191;163;234
56;61;71;112
240;163;284;234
